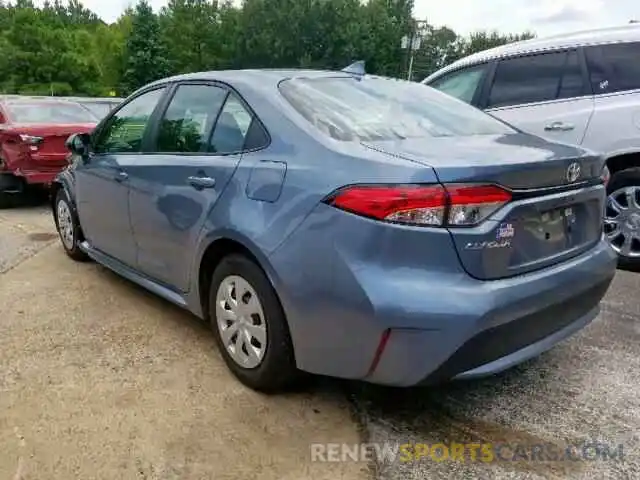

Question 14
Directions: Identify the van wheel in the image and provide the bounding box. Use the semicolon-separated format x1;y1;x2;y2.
605;168;640;269
208;254;298;392
54;188;89;262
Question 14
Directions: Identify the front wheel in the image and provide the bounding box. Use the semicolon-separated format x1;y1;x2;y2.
54;188;89;262
604;167;640;269
208;254;298;392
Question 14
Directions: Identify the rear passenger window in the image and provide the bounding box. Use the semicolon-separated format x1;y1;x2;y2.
558;50;584;99
585;42;640;94
156;84;227;153
487;51;583;108
209;94;267;153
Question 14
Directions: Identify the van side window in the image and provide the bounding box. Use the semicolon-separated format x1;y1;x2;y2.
558;50;584;99
585;42;640;94
487;51;583;108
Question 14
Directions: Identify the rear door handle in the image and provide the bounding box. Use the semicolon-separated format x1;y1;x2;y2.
114;171;128;182
187;176;216;190
544;121;575;132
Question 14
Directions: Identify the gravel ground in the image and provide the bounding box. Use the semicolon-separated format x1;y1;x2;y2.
1;204;639;479
0;205;365;480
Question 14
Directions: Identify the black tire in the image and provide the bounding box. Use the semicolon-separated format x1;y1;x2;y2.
0;173;25;209
208;254;298;392
605;167;640;270
53;188;89;262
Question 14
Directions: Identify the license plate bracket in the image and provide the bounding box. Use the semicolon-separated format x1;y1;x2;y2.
540;206;576;239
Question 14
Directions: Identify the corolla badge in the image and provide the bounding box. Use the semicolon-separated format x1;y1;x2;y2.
566;162;581;183
465;240;511;250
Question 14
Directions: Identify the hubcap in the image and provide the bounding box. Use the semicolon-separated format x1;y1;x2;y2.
215;275;267;368
605;186;640;257
56;199;74;250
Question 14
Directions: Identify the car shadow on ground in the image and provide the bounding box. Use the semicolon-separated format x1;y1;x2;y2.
89;261;634;480
0;189;50;209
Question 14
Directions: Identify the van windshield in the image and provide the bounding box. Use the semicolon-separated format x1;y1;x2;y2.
278;76;514;142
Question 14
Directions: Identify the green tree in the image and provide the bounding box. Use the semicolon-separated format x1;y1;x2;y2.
121;0;170;94
160;0;223;74
461;30;535;57
0;0;538;95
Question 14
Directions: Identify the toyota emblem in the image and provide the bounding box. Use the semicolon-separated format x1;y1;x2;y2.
566;162;581;183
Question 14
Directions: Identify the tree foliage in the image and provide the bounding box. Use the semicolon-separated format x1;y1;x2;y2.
0;0;535;96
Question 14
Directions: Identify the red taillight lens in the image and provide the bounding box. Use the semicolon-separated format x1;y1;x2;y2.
324;183;511;227
601;165;610;186
326;185;447;226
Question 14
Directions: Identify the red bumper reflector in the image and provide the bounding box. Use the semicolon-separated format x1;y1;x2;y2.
366;329;392;377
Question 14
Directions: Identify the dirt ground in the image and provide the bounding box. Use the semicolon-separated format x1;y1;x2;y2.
2;205;640;480
0;206;366;480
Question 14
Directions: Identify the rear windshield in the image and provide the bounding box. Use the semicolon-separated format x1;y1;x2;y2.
5;102;98;124
278;76;514;141
80;102;112;118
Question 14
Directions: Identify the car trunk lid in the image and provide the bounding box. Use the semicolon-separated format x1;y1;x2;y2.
3;123;95;167
362;133;606;280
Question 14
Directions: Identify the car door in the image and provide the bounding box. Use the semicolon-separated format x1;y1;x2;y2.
481;50;594;146
127;82;267;291
580;42;640;154
75;87;167;267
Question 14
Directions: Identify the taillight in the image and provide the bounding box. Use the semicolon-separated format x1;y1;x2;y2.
324;183;511;227
601;165;610;187
446;184;512;226
19;134;43;145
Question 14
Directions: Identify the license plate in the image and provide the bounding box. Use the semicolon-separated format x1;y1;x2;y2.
541;206;576;238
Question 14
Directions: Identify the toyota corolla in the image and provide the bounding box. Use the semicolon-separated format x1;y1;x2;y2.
51;67;617;392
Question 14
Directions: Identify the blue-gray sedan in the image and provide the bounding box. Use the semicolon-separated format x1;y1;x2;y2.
51;68;617;392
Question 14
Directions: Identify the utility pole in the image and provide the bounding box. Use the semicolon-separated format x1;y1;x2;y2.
401;20;429;81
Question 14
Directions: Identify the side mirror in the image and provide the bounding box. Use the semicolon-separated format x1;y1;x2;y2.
65;133;90;158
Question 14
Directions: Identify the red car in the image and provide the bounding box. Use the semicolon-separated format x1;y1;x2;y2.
0;96;98;207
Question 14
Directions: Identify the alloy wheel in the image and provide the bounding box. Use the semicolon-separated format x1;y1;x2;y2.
57;199;74;250
604;186;640;258
215;275;267;368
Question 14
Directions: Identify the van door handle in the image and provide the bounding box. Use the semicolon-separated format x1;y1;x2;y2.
114;171;128;182
187;176;216;190
544;121;575;131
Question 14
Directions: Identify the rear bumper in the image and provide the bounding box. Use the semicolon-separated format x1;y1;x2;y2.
14;169;60;185
366;241;615;386
270;203;617;386
4;152;68;185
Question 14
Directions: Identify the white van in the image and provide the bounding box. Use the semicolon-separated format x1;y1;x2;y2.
423;24;640;268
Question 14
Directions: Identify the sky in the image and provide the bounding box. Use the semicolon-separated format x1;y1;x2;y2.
37;0;639;37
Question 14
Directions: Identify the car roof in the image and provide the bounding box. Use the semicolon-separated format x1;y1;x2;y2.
140;68;354;92
0;95;85;105
64;96;124;103
424;23;640;83
0;95;122;103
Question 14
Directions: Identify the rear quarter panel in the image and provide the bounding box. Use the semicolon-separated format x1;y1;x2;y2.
187;78;441;314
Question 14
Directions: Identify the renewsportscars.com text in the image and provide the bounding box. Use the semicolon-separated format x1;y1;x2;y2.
310;441;624;464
